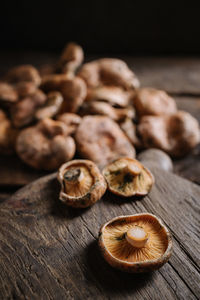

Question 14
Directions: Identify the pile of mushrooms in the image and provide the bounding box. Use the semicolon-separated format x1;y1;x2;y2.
0;42;199;170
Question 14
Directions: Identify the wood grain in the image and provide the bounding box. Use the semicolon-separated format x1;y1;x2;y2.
0;155;199;299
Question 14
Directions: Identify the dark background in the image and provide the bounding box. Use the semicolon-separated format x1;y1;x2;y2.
1;1;200;55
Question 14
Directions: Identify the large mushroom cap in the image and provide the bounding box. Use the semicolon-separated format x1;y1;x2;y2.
75;116;136;169
103;157;154;197
58;159;107;208
99;213;172;273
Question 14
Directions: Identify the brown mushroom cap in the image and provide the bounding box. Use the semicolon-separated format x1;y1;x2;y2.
35;91;64;120
78;58;140;90
102;157;154;197
86;86;135;107
16;118;76;170
0;110;18;154
138;111;200;157
75;116;136;169
57;159;107;208
10;89;47;128
0;82;18;103
99;213;172;273
4;65;41;86
58;42;84;76
134;87;177;117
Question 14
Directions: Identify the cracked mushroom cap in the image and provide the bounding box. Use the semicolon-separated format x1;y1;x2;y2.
102;157;154;197
134;87;177;117
138;111;200;157
99;213;172;273
57;159;107;208
78;58;140;90
75;116;136;169
16;118;76;170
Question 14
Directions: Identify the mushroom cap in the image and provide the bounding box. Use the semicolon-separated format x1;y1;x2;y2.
75;116;136;169
78;58;140;90
102;157;154;197
86;86;135;107
0;82;18;103
4;65;41;86
134;88;177;117
16;118;76;170
138;111;200;157
99;213;172;273
57;159;107;208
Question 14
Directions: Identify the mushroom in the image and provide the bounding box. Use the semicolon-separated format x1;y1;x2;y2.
134;88;177;117
16;118;76;170
120;118;142;148
10;89;47;128
35;91;63;120
57;42;84;76
99;213;172;273
102;157;154;197
57;113;82;135
0;82;18;103
79;101;135;121
0;110;18;154
78;58;140;90
57;159;107;208
4;65;41;87
75;116;136;169
86;86;135;107
15;81;37;98
138;111;200;157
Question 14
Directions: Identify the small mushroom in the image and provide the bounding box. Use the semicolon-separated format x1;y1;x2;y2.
0;110;18;154
86;86;135;107
35;91;63;120
10;89;47;128
80;101;135;121
75;116;136;169
57;42;84;76
138;111;200;157
0;82;18;103
4;65;41;86
57;113;82;135
57;159;107;208
99;213;172;273
102;157;154;197
78;58;140;90
134;88;177;117
16;118;76;170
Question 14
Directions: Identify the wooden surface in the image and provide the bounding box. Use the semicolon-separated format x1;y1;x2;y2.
0;54;200;193
0;153;199;299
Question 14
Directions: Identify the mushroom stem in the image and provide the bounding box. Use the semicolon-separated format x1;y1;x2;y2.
126;226;149;248
64;168;85;186
119;162;141;176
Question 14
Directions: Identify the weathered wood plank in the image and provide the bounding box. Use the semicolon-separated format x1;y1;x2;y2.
0;154;199;299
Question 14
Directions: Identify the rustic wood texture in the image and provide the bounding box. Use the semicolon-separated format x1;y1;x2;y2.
0;153;199;300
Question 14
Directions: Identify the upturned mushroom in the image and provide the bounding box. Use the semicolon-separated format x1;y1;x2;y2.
134;87;177;117
99;213;172;273
138;111;200;157
58;159;107;208
16;118;76;170
75;116;136;169
102;157;154;197
0;110;18;154
78;58;140;90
